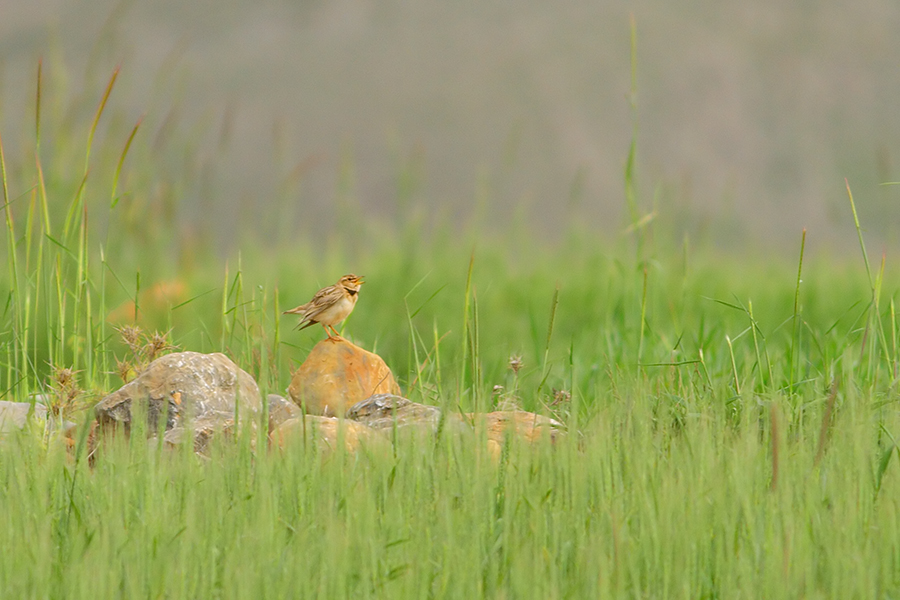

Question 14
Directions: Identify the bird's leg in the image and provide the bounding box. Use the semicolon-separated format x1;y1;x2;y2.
329;325;344;340
322;323;339;342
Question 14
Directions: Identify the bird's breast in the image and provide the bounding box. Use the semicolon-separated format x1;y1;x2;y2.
314;295;356;325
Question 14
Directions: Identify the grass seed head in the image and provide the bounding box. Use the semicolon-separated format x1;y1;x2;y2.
115;357;136;384
47;364;83;416
114;327;177;379
116;324;143;351
143;330;176;362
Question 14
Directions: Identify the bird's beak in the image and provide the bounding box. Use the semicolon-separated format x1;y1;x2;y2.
356;276;365;284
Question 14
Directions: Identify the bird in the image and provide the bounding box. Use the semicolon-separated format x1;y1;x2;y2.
283;274;365;341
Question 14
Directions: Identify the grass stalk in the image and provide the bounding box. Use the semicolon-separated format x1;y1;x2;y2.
460;251;475;401
110;117;143;209
623;15;643;261
770;404;780;491
62;68;119;242
405;298;425;400
220;263;229;351
469;291;482;411
432;317;445;400
747;300;772;391
873;252;892;381
814;379;839;466
788;228;806;395
1;131;23;399
272;286;281;387
35;59;43;157
726;334;740;396
891;298;898;381
536;284;560;397
54;254;66;367
846;180;892;383
638;266;648;366
846;180;872;282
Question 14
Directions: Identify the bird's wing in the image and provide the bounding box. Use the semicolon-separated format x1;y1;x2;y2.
287;285;343;325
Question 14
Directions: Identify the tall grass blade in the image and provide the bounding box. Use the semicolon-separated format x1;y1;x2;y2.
134;270;141;321
536;284;560;396
110;117;143;209
789;228;806;395
638;266;648;365
846;180;891;383
35;59;43;156
726;335;740;396
846;179;872;281
770;405;780;491
84;67;119;175
461;251;475;398
814;379;839;466
624;14;639;227
747;300;772;391
0;131;22;398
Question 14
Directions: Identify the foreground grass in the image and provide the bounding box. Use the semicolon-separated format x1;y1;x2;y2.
2;386;899;598
2;64;900;598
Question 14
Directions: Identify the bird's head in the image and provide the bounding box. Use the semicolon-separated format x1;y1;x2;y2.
339;274;365;294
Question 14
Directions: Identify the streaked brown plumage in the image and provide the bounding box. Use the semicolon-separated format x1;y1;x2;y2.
283;274;364;341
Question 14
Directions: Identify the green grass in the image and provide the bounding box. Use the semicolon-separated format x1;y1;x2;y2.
2;63;900;598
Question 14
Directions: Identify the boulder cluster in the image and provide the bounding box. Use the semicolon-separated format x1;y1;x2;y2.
2;339;564;460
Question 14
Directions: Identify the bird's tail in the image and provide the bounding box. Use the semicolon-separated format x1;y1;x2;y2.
294;320;317;332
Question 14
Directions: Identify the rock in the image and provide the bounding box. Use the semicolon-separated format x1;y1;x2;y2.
94;351;261;453
343;396;558;461
270;415;388;454
345;394;442;432
469;411;565;445
268;394;302;434
486;439;503;462
0;400;81;454
152;416;234;455
288;339;401;416
0;401;48;434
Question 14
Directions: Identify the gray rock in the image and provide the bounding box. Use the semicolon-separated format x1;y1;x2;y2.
94;352;261;452
0;401;48;434
346;394;443;432
268;394;302;434
152;416;234;455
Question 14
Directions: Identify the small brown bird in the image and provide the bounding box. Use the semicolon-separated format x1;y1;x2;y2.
283;274;365;341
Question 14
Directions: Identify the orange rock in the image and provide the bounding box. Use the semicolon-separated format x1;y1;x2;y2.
107;279;187;324
288;339;401;416
269;415;387;454
486;439;502;462
469;410;565;445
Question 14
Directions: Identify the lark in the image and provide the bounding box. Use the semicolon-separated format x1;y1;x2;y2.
283;274;364;341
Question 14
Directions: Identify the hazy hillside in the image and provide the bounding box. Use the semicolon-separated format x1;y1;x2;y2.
1;0;899;252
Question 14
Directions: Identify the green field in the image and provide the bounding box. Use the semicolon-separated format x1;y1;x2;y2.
2;67;900;599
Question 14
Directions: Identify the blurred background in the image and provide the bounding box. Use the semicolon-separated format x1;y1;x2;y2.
1;0;899;255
